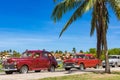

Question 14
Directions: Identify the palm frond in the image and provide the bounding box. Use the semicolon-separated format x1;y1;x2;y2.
108;0;120;20
59;0;97;37
51;0;82;22
90;4;97;36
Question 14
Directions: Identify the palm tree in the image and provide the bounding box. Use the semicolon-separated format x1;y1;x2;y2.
51;0;120;73
72;47;76;53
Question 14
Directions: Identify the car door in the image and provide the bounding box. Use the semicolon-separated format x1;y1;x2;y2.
89;55;97;67
83;55;91;67
41;52;51;68
33;53;42;69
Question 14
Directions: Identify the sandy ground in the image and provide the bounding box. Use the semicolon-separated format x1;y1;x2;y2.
0;67;120;80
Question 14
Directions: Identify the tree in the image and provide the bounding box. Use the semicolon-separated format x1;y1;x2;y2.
55;50;59;54
64;50;67;54
12;50;21;57
89;48;96;54
58;50;63;54
79;50;83;53
108;48;120;55
72;47;76;53
52;0;120;73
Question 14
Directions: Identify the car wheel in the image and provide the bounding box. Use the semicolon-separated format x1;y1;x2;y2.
19;65;28;74
5;71;13;74
48;65;55;72
35;70;41;72
65;68;71;71
80;64;85;71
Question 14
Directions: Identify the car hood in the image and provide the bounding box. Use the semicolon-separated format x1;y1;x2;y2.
102;59;118;63
7;57;32;62
64;58;82;63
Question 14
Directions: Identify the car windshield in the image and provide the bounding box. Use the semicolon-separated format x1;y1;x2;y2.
73;55;85;59
109;56;118;59
21;52;32;58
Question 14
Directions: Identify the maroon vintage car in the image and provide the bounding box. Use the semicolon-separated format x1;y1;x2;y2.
63;54;101;71
2;50;58;74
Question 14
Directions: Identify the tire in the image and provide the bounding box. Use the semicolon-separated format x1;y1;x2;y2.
48;65;55;72
5;71;13;74
102;66;105;68
19;65;28;74
80;64;85;71
35;70;41;72
65;68;71;71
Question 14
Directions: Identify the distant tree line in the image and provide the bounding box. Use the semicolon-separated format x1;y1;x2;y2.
0;48;120;59
0;49;21;58
87;48;120;60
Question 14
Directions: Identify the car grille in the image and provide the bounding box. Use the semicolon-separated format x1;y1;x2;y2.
3;64;15;69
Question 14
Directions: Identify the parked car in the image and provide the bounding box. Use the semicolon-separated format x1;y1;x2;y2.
63;54;101;71
2;50;58;74
102;55;120;68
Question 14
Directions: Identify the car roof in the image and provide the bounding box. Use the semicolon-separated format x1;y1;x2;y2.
25;50;50;53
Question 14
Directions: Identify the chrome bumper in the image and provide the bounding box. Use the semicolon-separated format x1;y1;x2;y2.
2;68;17;71
64;63;79;68
2;64;18;71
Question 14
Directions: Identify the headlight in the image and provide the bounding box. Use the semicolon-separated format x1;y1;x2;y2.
13;61;19;65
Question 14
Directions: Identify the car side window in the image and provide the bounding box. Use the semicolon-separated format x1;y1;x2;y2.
85;56;89;59
89;56;95;59
48;53;52;57
42;52;48;58
33;53;40;58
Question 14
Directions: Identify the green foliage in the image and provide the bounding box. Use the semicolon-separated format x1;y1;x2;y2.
55;50;63;54
87;48;120;60
0;49;21;58
72;47;76;53
89;48;96;53
108;48;120;55
79;50;83;53
0;64;3;72
12;50;21;57
57;60;63;69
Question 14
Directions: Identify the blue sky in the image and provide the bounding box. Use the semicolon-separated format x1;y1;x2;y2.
0;0;120;53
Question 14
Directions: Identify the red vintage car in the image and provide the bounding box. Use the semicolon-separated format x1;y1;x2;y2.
63;54;101;71
2;50;58;74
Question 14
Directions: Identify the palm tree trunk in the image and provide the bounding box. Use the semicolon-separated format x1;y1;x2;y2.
96;26;101;59
102;1;110;73
98;0;110;73
104;49;110;73
103;29;110;73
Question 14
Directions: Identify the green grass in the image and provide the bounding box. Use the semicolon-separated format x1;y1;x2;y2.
57;63;63;69
38;72;120;80
0;64;3;72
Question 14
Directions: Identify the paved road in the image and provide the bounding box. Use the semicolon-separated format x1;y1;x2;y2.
0;67;120;80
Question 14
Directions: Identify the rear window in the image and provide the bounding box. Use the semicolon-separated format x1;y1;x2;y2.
73;55;85;58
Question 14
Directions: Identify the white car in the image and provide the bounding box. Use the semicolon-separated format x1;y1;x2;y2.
102;55;120;68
